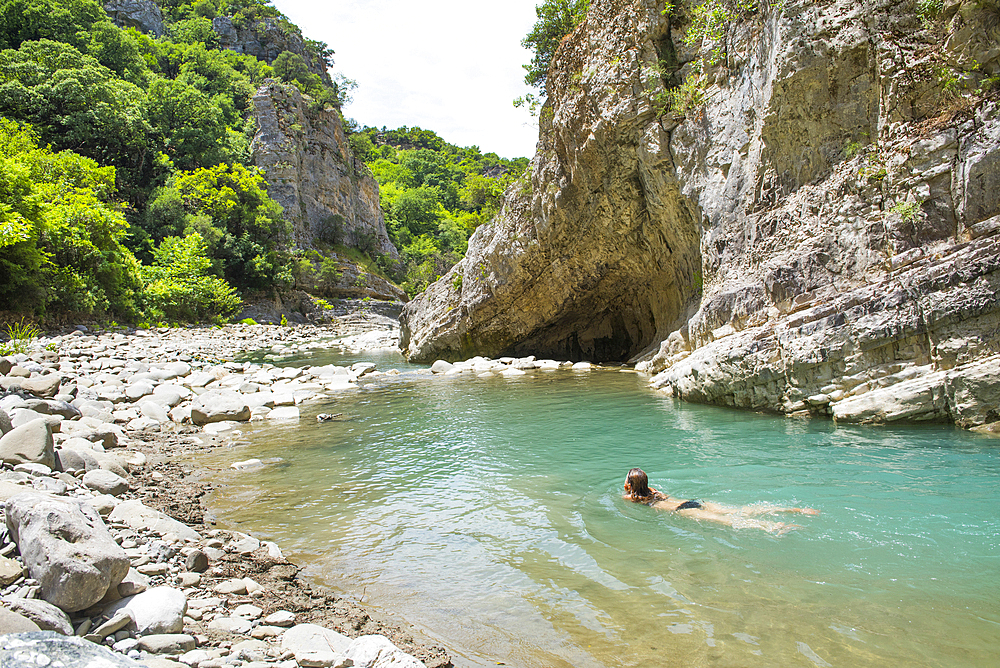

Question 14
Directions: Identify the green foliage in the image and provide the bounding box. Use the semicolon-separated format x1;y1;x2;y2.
239;317;257;325
916;0;943;25
521;0;590;96
0;117;142;316
357;126;527;296
890;200;923;223
280;313;288;326
451;273;463;292
141;232;242;322
0;317;40;355
316;257;342;294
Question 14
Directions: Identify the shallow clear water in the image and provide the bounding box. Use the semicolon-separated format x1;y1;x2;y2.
202;351;1000;667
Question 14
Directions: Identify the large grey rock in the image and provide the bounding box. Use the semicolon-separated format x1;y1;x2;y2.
108;500;202;542
190;390;251;425
1;597;74;635
0;631;138;666
280;623;352;667
0;418;54;469
103;586;187;636
5;493;130;611
0;406;11;434
0;374;61;399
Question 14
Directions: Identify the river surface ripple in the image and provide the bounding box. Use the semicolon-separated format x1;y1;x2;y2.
200;349;1000;668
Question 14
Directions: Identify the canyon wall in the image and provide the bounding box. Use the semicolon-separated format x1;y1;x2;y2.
400;0;1000;428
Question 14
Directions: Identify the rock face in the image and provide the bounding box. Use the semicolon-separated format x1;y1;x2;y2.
251;81;398;260
400;0;1000;427
212;16;331;85
102;0;164;37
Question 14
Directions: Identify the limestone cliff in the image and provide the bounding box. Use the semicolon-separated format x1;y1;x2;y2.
400;0;1000;428
103;0;164;36
250;81;398;260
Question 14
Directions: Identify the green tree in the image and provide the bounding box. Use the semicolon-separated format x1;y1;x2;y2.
0;40;151;173
521;0;589;95
142;232;242;322
0;117;142;315
150;163;290;290
0;0;105;51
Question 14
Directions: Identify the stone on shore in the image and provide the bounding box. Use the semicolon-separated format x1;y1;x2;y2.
0;607;41;633
0;555;22;585
0;631;136;666
0;406;12;434
83;469;130;496
0;418;55;469
346;634;425;668
5;492;130;611
108;500;202;542
103;586;187;636
430;360;453;374
280;623;352;667
190;390;251;425
1;597;74;635
137;633;196;654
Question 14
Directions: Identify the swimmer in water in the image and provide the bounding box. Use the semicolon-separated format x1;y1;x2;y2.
623;468;819;533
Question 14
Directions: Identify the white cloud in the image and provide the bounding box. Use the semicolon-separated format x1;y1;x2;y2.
271;0;542;159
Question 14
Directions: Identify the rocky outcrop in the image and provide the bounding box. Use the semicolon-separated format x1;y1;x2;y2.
103;0;164;37
211;16;331;86
400;0;1000;427
250;81;398;259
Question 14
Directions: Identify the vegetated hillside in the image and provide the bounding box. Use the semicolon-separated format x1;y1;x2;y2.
400;0;1000;429
0;0;392;325
349;126;529;297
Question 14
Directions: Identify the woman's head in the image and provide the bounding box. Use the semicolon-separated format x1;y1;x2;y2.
625;468;652;499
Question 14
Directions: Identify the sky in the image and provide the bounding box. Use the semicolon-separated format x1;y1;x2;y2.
271;0;543;160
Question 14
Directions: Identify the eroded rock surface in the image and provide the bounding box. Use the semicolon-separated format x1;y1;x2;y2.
401;0;1000;427
251;82;399;262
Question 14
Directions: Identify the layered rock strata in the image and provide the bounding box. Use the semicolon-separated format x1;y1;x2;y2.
400;0;1000;427
250;81;398;259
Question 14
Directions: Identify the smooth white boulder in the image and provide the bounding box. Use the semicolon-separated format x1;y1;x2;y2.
190;390;250;425
346;634;425;668
103;586;187;636
281;623;352;667
82;469;129;496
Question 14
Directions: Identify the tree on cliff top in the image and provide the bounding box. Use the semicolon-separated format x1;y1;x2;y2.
521;0;589;96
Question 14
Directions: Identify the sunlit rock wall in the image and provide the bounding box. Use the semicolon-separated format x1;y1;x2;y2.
400;0;1000;427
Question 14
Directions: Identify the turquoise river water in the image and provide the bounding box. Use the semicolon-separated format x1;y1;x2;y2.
200;349;1000;668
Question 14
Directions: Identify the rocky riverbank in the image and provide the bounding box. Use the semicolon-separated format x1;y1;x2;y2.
0;318;453;668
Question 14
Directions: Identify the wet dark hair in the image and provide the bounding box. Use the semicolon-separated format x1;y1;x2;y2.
625;468;654;500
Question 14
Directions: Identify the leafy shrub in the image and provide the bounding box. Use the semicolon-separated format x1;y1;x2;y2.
0;317;40;355
141;232;242;323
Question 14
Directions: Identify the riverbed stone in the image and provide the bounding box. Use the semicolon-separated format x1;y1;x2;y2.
208;616;252;635
5;492;130;612
2;597;74;635
137;633;196;654
83;469;130;496
0;555;23;585
280;624;352;667
0;418;54;469
103;586;187;636
346;634;424;668
108;500;202;542
263;610;296;627
0;407;13;434
0;631;140;666
0;607;41;633
190;390;250;425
